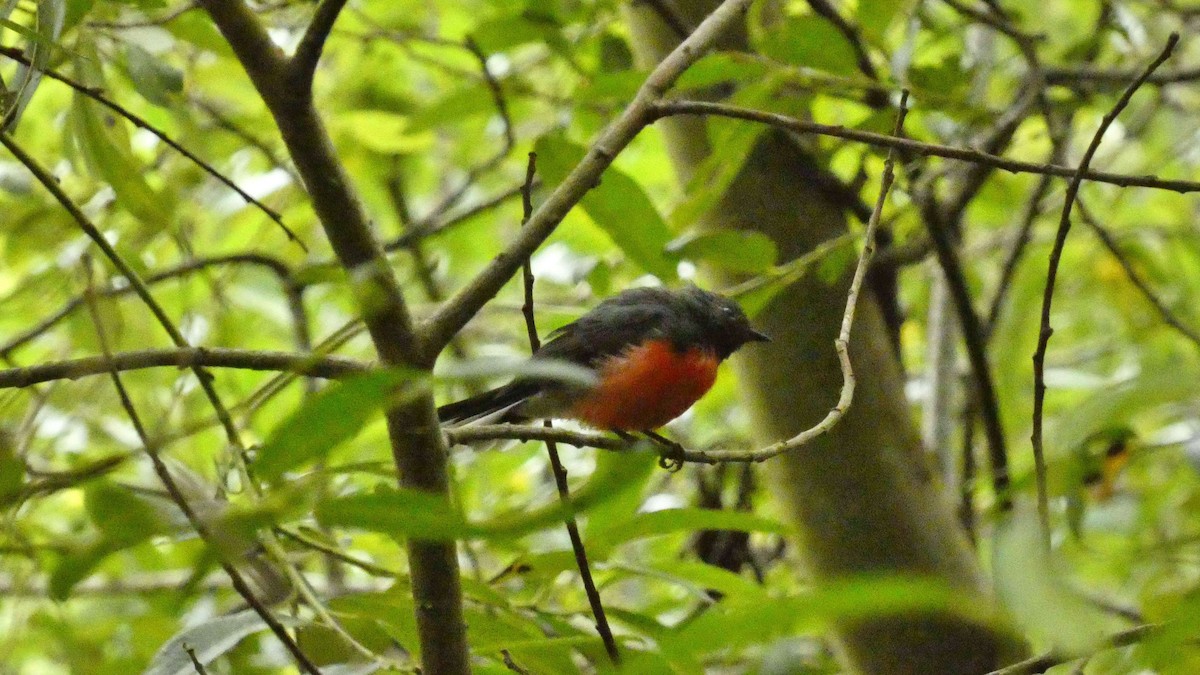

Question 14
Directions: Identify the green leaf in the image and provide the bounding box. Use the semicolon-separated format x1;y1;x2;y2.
618;575;998;671
318;451;651;541
63;0;97;32
408;84;498;131
674;52;770;91
908;58;970;97
85;480;168;544
70;93;174;226
669;78;783;231
590;508;789;553
858;0;911;43
757;15;860;76
1;0;64;131
316;486;467;540
164;10;233;56
330;588;420;656
535;134;678;279
254;369;421;481
994;507;1118;655
335;110;436;154
471;12;560;53
667;230;778;273
144;610;300;675
0;17;45;44
124;44;184;106
49;538;128;600
50;481;171;599
731;234;855;317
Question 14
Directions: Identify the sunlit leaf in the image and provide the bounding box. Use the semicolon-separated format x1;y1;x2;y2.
335;110;436;154
667;229;778;273
756;15;860;76
535;134;678;279
124;44;183;106
994;506;1118;655
591;507;789;553
254;369;421;481
318;450;650;541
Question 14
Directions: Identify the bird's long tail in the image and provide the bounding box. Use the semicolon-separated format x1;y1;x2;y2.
437;383;537;426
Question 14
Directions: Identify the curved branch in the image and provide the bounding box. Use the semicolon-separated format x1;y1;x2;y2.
0;348;368;389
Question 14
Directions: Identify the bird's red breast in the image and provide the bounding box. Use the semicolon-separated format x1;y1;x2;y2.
565;339;720;431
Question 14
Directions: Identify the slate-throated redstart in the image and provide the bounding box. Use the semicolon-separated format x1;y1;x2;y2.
438;285;769;431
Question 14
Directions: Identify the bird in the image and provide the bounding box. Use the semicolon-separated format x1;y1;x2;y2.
437;285;770;431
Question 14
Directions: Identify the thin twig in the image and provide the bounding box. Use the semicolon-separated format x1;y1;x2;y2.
384;180;531;252
184;643;210;675
0;45;306;251
0;348;367;389
516;152;620;663
465;37;515;153
650;100;1200;194
1031;32;1179;551
275;527;399;578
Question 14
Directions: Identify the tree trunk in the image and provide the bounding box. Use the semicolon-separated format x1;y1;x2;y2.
624;3;1011;672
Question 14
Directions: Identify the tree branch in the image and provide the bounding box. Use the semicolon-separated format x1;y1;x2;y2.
650;100;1200;194
0;348;367;389
420;0;755;354
290;0;349;93
1031;32;1179;550
198;1;468;670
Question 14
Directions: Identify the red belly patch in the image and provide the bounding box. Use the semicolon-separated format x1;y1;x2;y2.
567;340;719;430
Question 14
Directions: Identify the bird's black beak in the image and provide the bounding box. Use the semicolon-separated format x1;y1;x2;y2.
747;328;771;343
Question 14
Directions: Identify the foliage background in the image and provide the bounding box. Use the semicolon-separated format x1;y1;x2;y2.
3;0;1200;673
